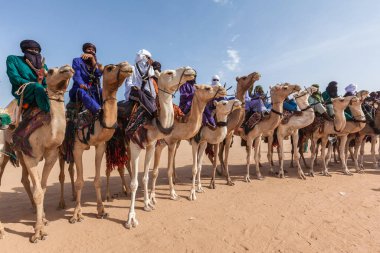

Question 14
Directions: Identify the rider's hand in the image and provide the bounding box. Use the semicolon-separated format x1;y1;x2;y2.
80;84;88;90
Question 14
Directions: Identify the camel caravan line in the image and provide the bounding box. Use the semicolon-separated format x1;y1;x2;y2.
1;65;379;243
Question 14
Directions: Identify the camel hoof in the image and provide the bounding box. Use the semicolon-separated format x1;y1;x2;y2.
257;175;264;180
149;193;157;205
307;171;315;177
143;200;155;212
244;176;251;183
97;212;109;219
277;172;285;179
299;173;307;180
125;213;138;229
227;180;235;186
344;171;353;176
196;187;205;193
170;191;179;201
188;190;197;201
30;236;38;243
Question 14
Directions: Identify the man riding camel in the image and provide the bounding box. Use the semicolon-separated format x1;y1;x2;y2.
69;42;103;116
308;84;333;121
6;40;49;113
322;81;339;118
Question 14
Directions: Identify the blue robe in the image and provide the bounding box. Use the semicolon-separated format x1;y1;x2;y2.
69;57;102;114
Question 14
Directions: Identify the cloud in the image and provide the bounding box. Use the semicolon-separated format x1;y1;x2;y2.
213;0;231;5
223;49;240;71
231;34;240;42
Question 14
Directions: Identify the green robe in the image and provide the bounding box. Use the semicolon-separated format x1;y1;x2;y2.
6;55;50;112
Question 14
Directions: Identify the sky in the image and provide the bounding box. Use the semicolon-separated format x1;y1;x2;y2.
1;0;380;106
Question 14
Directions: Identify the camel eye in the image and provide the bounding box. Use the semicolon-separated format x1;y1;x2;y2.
205;87;211;91
106;65;115;72
48;69;54;75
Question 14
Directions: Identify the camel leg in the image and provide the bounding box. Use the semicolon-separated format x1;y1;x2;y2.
245;137;254;182
196;142;207;193
19;156;35;210
254;136;264;180
67;162;75;201
292;132;306;180
308;137;318;177
172;141;181;184
277;134;285;178
94;144;107;219
299;138;309;169
150;143;165;204
0;156;9;186
118;165;130;196
359;138;365;169
289;136;294;168
210;143;219;189
217;141;225;176
168;143;179;200
371;135;378;169
143;143;156;212
58;157;66;209
223;135;234;185
70;148;85;224
320;138;331;176
189;141;199;201
105;169;112;202
267;135;275;175
339;135;352;175
354;135;365;173
125;142;141;229
0;221;4;239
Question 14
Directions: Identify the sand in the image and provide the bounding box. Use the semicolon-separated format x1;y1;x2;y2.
1;139;380;253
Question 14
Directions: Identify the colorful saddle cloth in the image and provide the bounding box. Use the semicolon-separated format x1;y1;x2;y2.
12;107;51;157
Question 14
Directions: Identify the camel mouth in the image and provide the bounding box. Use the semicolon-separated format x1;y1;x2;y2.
59;66;74;74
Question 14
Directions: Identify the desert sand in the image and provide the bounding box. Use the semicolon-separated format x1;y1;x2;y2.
1;139;380;253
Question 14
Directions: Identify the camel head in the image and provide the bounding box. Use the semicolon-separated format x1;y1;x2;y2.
155;66;196;95
236;72;261;93
102;62;133;91
194;85;227;103
213;99;242;118
46;65;74;92
331;96;354;114
356;90;369;102
348;95;366;121
270;83;301;102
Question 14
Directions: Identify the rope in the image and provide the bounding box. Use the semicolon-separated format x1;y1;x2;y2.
15;82;33;127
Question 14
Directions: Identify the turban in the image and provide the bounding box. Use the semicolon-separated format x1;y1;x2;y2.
211;75;221;86
345;84;357;93
82;42;96;53
135;49;152;64
326;81;338;98
312;84;319;89
20;40;41;53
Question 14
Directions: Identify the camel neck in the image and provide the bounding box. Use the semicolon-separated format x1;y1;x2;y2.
269;99;284;121
102;87;117;129
334;109;346;132
158;90;174;129
188;95;206;127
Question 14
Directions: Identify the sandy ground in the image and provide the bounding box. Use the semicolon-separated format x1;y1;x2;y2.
1;139;380;253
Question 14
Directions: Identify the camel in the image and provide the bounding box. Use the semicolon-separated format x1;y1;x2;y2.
124;66;196;229
346;99;380;170
6;65;74;242
149;85;227;204
69;62;133;224
215;72;261;186
309;91;368;177
325;91;369;173
269;86;318;179
189;99;242;198
239;83;301;182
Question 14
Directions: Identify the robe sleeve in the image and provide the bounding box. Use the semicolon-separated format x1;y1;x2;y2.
72;58;86;86
6;56;32;87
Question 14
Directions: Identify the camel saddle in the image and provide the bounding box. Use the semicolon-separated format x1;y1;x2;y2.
12;106;51;157
300;114;325;134
243;112;264;134
281;110;303;125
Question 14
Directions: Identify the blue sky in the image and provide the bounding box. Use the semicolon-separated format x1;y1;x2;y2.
1;0;380;106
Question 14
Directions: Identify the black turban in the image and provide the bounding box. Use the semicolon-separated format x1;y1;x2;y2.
152;61;162;72
20;40;41;53
326;81;338;98
82;42;96;53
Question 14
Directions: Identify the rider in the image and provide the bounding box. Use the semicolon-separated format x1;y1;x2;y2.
308;84;333;121
124;49;157;117
69;43;103;116
322;81;339;118
343;83;357;120
6;40;49;113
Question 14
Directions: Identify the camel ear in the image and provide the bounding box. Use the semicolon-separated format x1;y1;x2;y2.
194;85;200;90
236;76;239;81
155;70;161;78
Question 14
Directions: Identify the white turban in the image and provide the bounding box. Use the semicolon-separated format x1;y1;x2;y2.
135;49;152;64
211;75;221;86
345;83;357;93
